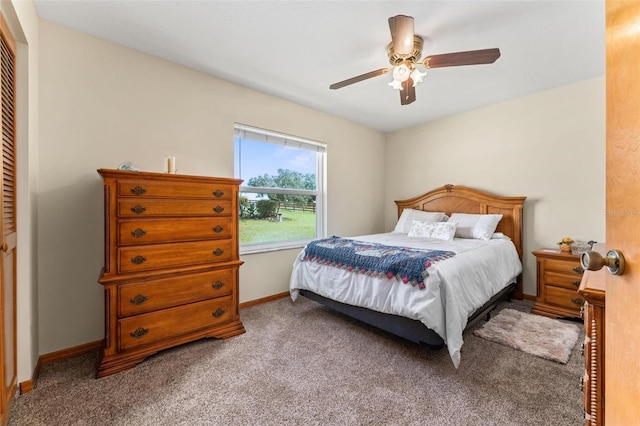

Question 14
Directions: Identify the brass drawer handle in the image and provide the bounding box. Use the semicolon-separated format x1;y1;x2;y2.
130;327;149;339
573;266;584;274
212;308;226;318
212;280;225;290
213;248;224;256
131;186;146;195
213;205;224;213
572;297;584;307
572;280;581;288
213;190;224;197
131;255;147;265
130;294;148;305
213;225;224;233
131;205;146;214
131;228;147;238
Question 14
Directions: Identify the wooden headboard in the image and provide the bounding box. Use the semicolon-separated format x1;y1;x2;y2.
395;184;526;261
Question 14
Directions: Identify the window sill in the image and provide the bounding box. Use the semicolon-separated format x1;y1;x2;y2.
239;240;312;256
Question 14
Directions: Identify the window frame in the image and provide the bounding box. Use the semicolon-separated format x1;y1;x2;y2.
234;124;326;254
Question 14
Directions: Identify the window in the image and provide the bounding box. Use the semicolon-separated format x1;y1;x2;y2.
234;124;326;253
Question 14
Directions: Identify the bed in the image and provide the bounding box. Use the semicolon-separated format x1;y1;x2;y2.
289;184;526;367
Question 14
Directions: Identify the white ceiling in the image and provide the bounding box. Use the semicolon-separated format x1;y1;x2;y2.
34;1;605;132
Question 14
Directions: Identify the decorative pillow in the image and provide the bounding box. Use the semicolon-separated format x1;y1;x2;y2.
491;232;511;240
393;209;448;234
449;213;503;241
407;220;458;241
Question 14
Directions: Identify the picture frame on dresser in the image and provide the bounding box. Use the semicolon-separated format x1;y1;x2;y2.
96;169;245;378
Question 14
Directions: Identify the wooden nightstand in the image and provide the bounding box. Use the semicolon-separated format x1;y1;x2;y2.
531;249;585;319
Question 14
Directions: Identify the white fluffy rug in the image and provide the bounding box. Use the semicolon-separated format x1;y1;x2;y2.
473;308;581;364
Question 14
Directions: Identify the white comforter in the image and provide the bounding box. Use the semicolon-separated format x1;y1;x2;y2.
289;233;522;368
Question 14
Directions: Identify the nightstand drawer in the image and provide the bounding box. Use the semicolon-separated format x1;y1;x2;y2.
118;268;235;316
118;180;233;200
544;271;583;291
543;258;584;275
118;217;232;245
118;296;234;351
545;286;584;311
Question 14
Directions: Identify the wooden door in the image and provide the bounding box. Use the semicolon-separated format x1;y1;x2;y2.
605;1;640;423
0;13;16;424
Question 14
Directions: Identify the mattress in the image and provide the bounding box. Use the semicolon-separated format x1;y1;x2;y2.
289;233;523;367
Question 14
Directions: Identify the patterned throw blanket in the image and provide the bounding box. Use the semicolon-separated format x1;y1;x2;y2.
302;237;455;289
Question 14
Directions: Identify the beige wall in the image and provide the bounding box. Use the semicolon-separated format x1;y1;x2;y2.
384;77;606;296
38;20;386;354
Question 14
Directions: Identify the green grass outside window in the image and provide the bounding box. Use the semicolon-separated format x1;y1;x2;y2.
239;210;316;245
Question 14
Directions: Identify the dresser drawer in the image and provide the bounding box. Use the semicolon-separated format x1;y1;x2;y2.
117;199;232;217
544;271;583;291
118;239;234;273
543;258;584;275
119;217;232;245
118;180;233;200
545;286;584;311
118;268;235;316
118;296;234;351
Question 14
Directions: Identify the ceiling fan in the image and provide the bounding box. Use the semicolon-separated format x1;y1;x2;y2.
329;15;501;105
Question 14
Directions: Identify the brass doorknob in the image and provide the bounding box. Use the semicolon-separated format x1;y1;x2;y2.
581;249;626;276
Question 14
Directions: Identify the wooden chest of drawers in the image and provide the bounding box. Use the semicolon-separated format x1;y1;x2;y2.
531;249;585;319
97;169;245;378
578;269;606;425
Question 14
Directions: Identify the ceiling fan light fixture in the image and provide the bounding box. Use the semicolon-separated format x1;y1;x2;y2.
410;68;426;86
392;63;411;82
389;64;426;91
388;79;404;90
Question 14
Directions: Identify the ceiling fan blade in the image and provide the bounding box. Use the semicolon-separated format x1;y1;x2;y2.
400;78;416;105
388;15;414;55
329;68;390;90
423;48;501;69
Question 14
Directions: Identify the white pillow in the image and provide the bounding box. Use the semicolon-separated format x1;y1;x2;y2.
449;213;503;241
492;232;511;240
407;220;458;241
393;209;448;234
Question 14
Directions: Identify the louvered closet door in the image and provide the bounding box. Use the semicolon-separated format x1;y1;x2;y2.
0;13;17;424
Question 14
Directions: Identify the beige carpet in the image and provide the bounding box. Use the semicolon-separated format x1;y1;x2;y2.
10;298;584;425
473;308;580;364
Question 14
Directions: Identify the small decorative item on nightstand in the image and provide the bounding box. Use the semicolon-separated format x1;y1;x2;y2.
557;237;575;252
570;240;593;255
